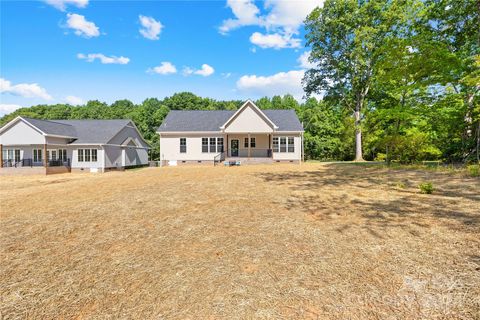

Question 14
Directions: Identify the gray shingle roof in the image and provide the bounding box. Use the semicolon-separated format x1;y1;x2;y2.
157;109;303;132
19;118;133;144
23;117;77;138
263;110;304;132
52;119;132;144
158;110;233;132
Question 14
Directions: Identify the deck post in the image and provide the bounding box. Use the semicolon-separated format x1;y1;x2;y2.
0;144;3;168
226;134;228;156
268;134;271;157
43;143;47;168
248;133;251;158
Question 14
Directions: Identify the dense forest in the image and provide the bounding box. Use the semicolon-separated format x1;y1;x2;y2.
1;0;478;163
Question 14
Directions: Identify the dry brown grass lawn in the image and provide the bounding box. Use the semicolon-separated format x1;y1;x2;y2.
1;163;479;319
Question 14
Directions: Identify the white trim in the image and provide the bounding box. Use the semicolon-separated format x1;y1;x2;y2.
121;137;139;147
219;100;278;130
106;120;150;148
0;116;45;136
0;116;76;139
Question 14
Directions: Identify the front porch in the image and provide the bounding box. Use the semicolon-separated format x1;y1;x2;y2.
224;133;273;158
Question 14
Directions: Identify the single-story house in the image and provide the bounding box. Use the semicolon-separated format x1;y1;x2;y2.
157;100;304;165
0;117;149;174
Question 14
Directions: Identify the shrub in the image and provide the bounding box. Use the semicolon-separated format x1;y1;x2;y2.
419;182;434;194
466;164;479;177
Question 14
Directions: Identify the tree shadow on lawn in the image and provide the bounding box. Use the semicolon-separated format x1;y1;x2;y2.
256;164;480;234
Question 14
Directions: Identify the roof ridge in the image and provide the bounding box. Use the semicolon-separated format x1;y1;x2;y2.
23;117;75;128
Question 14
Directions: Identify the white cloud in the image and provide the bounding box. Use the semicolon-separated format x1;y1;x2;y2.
77;53;130;64
250;32;301;49
236;70;305;99
219;0;261;34
1;78;53;100
298;50;316;69
183;64;215;77
44;0;88;11
0;104;23;116
139;15;163;40
220;0;324;49
148;62;177;75
195;64;215;77
65;95;84;105
66;13;100;38
263;0;324;34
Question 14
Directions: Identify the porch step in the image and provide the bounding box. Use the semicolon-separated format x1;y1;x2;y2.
224;157;274;165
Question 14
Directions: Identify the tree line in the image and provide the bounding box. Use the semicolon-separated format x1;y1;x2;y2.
1;0;478;164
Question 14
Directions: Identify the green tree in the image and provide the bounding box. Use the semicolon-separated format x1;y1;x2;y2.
304;0;417;161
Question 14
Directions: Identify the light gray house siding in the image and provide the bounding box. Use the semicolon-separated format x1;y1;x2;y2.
157;100;304;165
0;117;150;174
108;124;149;148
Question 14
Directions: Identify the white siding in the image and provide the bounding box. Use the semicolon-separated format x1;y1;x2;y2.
71;146;104;169
160;134;223;162
224;106;274;133
272;134;302;161
0;120;45;145
46;136;71;145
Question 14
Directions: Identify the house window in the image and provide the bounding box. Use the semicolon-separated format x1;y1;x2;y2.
14;149;21;162
58;149;67;161
280;137;287;152
244;137;249;148
78;149;84;162
288;137;294;152
50;150;57;161
33;149;42;162
217;138;224;152
273;137;279;152
91;149;97;162
202;138;208;153
250;137;256;148
209;138;216;152
180;138;187;153
85;149;91;162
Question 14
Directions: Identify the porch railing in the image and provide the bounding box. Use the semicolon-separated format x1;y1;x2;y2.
229;148;273;158
48;158;71;167
214;152;226;166
2;158;70;168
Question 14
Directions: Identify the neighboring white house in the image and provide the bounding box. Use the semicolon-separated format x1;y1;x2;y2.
0;117;149;174
157;100;304;165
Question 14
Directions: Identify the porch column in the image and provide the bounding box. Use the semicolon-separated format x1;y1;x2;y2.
268;134;271;158
0;144;3;168
43;143;47;168
226;134;228;156
248;133;251;158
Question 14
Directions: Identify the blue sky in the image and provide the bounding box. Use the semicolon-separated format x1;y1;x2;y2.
0;0;321;115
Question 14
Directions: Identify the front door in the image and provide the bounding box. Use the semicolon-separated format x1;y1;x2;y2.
231;139;239;157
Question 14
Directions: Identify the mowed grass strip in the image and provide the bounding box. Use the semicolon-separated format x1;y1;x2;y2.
1;164;479;319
